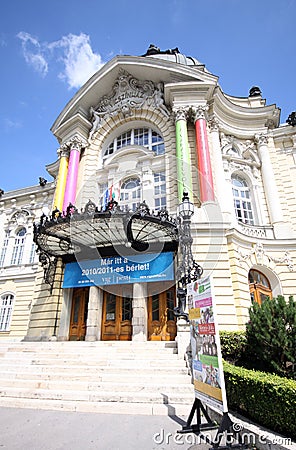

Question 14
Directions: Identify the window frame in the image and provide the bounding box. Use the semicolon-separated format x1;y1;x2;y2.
0;292;14;332
104;127;164;158
248;269;272;305
231;174;255;225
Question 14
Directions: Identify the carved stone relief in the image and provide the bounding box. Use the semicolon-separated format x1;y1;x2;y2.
239;242;294;271
89;70;170;141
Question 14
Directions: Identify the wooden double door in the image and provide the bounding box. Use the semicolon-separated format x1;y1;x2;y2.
69;287;89;341
102;292;132;340
148;288;176;341
69;286;176;342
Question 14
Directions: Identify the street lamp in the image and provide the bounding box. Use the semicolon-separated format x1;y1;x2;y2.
174;192;203;320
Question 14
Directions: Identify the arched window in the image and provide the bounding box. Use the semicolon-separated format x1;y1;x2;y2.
10;227;26;265
120;178;141;212
232;175;254;225
248;269;272;305
104;127;164;157
0;293;14;331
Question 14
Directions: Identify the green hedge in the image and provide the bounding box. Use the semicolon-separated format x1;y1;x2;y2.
223;361;296;439
220;331;246;363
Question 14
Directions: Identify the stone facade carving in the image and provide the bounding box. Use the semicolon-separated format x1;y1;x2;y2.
89;70;170;140
239;242;294;271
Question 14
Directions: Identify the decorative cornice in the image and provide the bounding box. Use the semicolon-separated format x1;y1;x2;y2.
88;69;170;140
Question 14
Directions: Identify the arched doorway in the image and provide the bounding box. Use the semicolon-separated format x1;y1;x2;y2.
248;269;272;305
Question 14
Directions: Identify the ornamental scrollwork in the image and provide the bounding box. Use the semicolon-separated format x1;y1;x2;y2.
88;70;170;140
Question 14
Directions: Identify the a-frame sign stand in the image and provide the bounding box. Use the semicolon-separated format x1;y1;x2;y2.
178;398;247;450
178;398;218;434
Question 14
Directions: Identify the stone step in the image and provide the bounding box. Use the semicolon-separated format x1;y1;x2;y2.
0;397;193;416
0;363;189;375
0;378;194;393
0;341;177;351
0;386;194;405
0;341;193;416
0;370;191;383
1;350;179;360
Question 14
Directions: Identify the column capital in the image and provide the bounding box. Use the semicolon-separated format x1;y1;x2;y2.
191;105;209;122
173;107;190;122
254;132;269;147
208;115;220;132
57;144;70;158
63;134;87;152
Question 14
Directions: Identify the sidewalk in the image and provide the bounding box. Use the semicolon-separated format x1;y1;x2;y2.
1;407;212;450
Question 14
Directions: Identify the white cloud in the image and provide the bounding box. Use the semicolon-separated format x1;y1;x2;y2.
52;33;105;89
4;118;23;131
17;31;105;89
17;31;48;77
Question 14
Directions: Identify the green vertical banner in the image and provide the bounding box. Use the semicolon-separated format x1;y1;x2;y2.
175;117;193;201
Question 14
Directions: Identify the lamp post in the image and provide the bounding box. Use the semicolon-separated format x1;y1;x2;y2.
174;192;203;320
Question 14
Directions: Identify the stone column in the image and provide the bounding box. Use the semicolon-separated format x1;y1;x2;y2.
255;134;283;223
192;106;215;203
174;107;193;201
85;286;103;341
132;282;148;341
209;117;233;221
62;135;84;214
53;144;69;212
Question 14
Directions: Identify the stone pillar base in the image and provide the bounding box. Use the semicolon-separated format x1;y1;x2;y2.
176;318;190;360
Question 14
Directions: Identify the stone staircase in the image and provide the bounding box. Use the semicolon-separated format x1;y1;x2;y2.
0;341;194;416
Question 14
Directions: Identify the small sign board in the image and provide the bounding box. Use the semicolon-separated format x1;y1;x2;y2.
187;275;228;413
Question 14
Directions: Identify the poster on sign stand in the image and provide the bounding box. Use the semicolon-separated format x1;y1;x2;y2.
187;275;228;414
178;276;245;449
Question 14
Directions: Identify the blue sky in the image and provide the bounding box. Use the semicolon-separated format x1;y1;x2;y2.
0;0;295;191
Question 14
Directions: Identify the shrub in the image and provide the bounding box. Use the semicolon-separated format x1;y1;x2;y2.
245;295;296;379
223;361;296;439
220;331;246;364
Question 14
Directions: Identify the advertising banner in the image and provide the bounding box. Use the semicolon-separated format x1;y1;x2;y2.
63;252;174;288
187;276;228;412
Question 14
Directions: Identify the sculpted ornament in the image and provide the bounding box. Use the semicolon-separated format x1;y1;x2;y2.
88;70;170;140
239;242;294;271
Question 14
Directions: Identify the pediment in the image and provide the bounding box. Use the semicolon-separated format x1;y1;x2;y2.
51;55;218;142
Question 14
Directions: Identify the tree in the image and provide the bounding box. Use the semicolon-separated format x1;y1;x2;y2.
245;295;296;379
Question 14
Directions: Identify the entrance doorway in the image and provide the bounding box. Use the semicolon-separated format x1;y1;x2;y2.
148;288;176;341
69;287;89;341
101;291;132;340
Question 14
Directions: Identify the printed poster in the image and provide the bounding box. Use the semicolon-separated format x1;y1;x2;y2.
187;276;228;412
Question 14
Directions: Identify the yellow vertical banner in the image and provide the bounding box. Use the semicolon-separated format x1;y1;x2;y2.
53;151;69;212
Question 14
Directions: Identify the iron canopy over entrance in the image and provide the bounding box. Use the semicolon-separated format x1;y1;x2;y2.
33;199;178;288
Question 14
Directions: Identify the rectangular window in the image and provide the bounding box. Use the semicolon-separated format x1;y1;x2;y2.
0;231;10;267
154;172;166;210
0;294;14;331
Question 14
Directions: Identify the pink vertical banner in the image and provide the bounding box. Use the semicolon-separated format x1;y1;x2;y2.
62;136;83;213
195;116;215;203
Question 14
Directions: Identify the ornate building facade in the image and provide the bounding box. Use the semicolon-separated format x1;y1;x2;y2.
1;45;296;344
